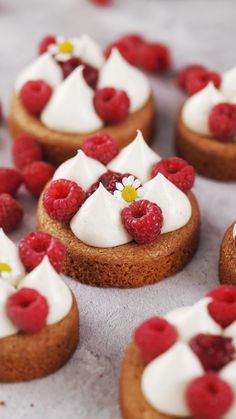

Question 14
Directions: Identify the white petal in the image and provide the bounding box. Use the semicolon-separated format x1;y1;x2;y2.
57;35;65;44
133;179;141;189
116;182;124;191
122;177;129;186
137;186;144;196
127;175;134;185
113;190;122;198
55;52;72;62
48;44;58;54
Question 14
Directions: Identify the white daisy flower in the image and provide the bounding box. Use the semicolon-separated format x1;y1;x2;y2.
113;175;143;203
48;36;82;62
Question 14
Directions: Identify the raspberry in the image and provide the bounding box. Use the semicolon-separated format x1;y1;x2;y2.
151;157;195;193
83;64;98;89
0;194;24;233
207;285;236;327
134;317;178;365
186;373;233;419
94;87;130;124
176;64;206;90
7;288;48;334
59;57;83;78
190;334;235;371
20;80;52;115
38;35;56;54
43;179;85;223
23;161;55;197
139;42;171;72
89;0;111;6
19;231;65;273
0;168;23;195
105;34;144;66
12;134;42;171
185;68;221;96
82;133;119;164
209;103;236;142
121;199;163;244
86;170;132;198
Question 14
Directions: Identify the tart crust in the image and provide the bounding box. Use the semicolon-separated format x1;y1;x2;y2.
37;189;200;288
0;294;79;382
120;343;173;419
219;223;236;284
176;112;236;181
9;94;155;166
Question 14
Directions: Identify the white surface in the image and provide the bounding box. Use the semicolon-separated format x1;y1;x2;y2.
0;0;235;418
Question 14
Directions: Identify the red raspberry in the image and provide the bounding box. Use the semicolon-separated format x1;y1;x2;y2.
86;170;135;199
23;161;55;197
20;80;52;115
176;64;206;90
121;199;163;244
82;133;119;165
151;157;195;193
89;0;111;6
189;334;235;372
134;317;178;365
7;288;48;334
83;64;98;89
0;168;23;195
94;87;130;124
186;373;233;419
0;193;24;233
19;231;65;273
209;103;236;142
105;34;144;66
43;179;85;223
207;285;236;328
185;68;221;96
59;57;83;78
139;42;171;72
12;134;42;171
38;35;56;54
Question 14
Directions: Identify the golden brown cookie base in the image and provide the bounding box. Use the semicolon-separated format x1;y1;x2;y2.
9;94;155;166
0;294;79;382
120;343;175;419
176;113;236;181
37;189;200;288
219;223;236;284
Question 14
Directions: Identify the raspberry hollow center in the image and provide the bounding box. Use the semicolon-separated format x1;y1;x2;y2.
121;186;138;203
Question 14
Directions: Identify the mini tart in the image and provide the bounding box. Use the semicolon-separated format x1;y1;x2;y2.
37;190;200;288
120;343;171;419
219;223;236;284
0;294;79;382
176;112;236;181
9;94;155;166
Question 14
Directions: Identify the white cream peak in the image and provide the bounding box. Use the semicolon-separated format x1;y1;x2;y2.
0;228;25;286
0;279;19;338
53;149;106;190
141;342;203;417
70;183;131;248
15;52;63;93
98;48;151;112
41;66;103;133
142;173;192;233
19;256;72;325
108;130;160;183
182;82;224;136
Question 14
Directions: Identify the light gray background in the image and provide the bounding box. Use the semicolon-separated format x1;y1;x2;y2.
0;0;235;417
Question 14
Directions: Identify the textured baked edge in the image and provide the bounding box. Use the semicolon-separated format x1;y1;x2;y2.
120;343;174;419
0;294;79;382
219;223;236;284
37;189;200;288
175;112;236;181
9;94;155;166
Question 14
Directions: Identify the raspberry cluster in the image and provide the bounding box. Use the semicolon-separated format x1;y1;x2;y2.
176;64;221;96
209;103;236;142
151;157;195;193
105;34;171;73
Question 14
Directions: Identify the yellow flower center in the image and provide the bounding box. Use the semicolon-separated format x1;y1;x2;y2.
58;40;74;54
0;262;12;273
121;186;138;203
